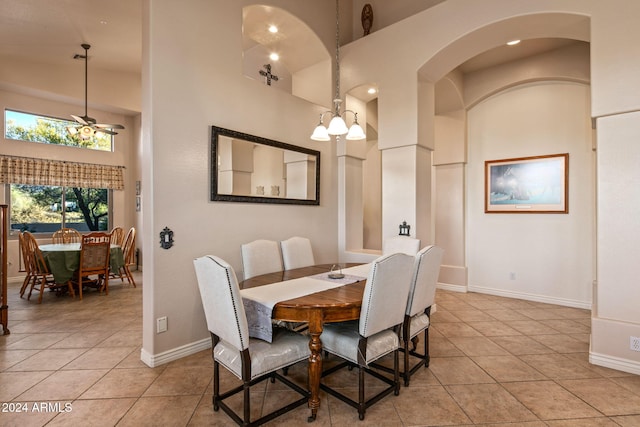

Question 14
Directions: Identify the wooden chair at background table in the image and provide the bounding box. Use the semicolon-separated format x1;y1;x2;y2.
109;226;125;246
193;255;310;426
114;227;136;287
319;252;415;420
18;231;35;297
23;231;71;303
51;227;82;244
71;232;111;300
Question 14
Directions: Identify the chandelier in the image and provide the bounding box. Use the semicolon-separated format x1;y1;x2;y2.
310;0;366;141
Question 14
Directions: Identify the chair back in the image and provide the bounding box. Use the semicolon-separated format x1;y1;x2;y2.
382;236;421;256
193;255;249;351
110;227;125;246
406;245;444;317
22;231;50;275
79;232;111;273
241;239;283;280
280;236;315;270
18;232;31;274
52;227;82;244
359;252;414;338
122;227;136;266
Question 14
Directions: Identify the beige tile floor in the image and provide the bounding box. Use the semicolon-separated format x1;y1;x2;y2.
2;272;640;426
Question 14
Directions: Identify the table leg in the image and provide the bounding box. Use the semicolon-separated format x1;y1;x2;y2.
307;310;323;422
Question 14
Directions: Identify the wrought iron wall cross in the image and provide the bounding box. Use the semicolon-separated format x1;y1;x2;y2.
259;64;279;86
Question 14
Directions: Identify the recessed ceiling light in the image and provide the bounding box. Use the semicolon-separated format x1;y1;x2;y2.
507;39;521;46
268;25;278;33
269;52;279;61
367;87;377;94
100;20;108;25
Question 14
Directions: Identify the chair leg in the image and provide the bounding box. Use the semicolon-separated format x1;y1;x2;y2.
213;360;220;411
125;266;137;287
424;328;430;367
404;334;411;386
243;381;251;425
358;367;366;420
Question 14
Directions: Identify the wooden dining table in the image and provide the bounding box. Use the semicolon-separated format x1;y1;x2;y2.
240;263;367;421
38;243;125;284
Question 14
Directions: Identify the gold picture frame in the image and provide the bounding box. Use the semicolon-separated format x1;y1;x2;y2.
485;153;568;213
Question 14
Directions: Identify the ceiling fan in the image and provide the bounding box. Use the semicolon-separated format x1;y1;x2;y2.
67;43;125;139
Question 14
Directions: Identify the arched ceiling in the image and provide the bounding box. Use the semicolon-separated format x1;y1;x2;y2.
243;5;328;75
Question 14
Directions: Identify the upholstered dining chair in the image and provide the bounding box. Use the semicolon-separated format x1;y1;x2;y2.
280;236;315;270
319;252;414;420
240;239;283;280
193;255;310;426
24;231;69;303
382;235;421;256
51;227;82;244
400;245;444;385
109;226;125;246
72;232;111;300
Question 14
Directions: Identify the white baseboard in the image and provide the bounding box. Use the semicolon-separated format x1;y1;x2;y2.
437;282;468;293
467;285;591;309
140;337;211;368
590;351;640;376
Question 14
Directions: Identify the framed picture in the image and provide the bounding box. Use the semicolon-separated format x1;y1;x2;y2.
485;153;568;213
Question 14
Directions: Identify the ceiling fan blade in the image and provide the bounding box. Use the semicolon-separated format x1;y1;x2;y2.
96;128;118;136
94;123;125;130
71;114;88;125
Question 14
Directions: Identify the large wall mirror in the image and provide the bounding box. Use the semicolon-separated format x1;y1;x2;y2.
210;126;320;205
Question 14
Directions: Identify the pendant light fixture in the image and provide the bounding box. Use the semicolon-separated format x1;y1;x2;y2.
310;0;366;141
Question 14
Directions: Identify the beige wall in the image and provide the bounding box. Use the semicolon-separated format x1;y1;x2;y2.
467;81;593;306
338;0;640;374
141;0;341;363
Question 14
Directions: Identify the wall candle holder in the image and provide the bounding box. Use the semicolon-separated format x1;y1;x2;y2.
398;221;411;236
160;227;174;249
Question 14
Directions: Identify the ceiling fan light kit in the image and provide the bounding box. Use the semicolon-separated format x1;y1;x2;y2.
67;43;124;139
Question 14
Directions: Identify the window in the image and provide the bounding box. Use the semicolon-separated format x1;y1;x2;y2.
10;184;110;233
4;109;113;151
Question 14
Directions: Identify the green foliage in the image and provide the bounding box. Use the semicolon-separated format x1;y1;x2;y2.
5;114;111;150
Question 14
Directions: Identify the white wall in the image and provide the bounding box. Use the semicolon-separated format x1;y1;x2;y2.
467;82;593;307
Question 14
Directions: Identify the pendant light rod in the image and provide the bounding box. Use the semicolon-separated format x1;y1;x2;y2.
333;0;340;105
82;43;90;119
310;0;366;141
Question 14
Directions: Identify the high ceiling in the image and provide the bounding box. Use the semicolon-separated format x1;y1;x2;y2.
0;0;142;74
0;1;581;89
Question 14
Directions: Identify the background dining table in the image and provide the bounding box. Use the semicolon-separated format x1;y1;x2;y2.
38;243;125;284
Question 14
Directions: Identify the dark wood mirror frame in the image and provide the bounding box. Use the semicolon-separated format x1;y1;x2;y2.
210;126;320;205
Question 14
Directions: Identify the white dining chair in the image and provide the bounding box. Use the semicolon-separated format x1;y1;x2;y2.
382;235;421;256
193;255;310;426
319;252;414;420
240;239;283;280
400;245;444;385
280;236;315;270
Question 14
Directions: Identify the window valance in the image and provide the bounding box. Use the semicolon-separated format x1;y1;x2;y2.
0;155;125;190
